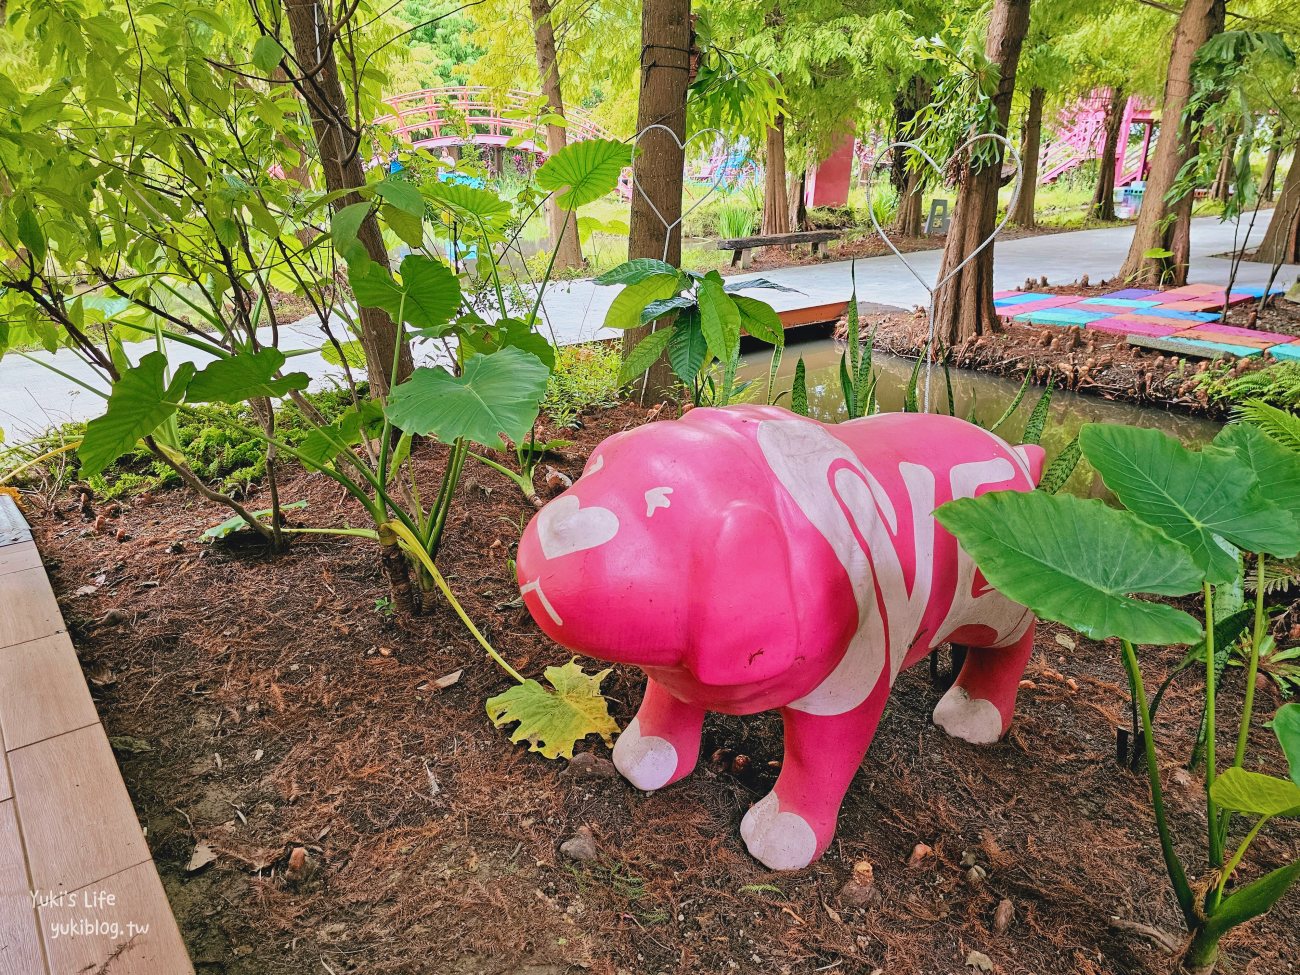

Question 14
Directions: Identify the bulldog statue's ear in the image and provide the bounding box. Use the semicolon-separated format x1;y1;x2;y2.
682;501;799;687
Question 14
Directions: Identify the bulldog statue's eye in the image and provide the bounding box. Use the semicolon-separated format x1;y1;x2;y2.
582;454;605;478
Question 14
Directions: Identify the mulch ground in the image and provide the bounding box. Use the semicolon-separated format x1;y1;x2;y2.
841;284;1300;418
20;401;1300;975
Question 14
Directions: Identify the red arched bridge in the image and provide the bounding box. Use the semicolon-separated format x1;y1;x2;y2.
375;87;612;154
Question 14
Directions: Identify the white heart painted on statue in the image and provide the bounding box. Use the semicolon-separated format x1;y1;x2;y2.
865;132;1023;297
630;124;730;260
537;495;620;560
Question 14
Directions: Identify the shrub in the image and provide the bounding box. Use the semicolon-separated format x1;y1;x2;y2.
1197;361;1300;412
542;343;622;427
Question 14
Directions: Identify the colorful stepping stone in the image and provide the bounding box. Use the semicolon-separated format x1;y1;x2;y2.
1070;303;1153;315
1086;319;1184;338
993;290;1021;300
1182;322;1298;344
993;292;1055;306
1177;327;1278;350
1128;335;1263;359
1136;308;1221;322
1101;288;1159;300
1267;343;1300;362
1230;284;1287;298
1015;309;1108;325
995;295;1083;317
1078;297;1162;308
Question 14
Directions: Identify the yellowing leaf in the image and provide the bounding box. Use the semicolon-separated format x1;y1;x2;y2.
486;659;619;760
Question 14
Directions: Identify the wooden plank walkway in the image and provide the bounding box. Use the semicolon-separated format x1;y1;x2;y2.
0;496;193;974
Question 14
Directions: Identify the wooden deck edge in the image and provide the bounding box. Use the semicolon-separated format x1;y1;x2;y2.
0;496;194;975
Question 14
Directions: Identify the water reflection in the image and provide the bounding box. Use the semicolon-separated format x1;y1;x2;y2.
737;336;1222;500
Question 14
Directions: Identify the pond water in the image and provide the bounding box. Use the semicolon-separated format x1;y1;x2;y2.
736;334;1223;500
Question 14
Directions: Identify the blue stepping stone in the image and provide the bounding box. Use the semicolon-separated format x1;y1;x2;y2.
1268;343;1300;361
1137;308;1222;322
993;292;1055;306
1015;309;1106;325
1078;297;1161;308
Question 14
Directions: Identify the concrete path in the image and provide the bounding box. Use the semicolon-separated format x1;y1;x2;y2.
2;211;1295;440
0;497;194;974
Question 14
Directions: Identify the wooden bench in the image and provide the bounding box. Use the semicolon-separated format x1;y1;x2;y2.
717;230;840;269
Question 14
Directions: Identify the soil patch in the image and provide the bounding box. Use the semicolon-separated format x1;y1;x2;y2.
22;402;1300;974
843;283;1300;418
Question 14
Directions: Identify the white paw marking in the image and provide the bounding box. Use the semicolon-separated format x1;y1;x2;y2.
520;577;563;626
644;486;673;517
584;454;605;477
740;792;819;871
612;718;679;791
933;686;1004;745
537;495;619;560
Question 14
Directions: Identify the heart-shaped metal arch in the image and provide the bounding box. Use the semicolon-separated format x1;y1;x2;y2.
629;123;732;262
863;132;1022;410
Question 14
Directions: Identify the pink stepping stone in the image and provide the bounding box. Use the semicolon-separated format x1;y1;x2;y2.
1087;318;1185;338
996;295;1083;318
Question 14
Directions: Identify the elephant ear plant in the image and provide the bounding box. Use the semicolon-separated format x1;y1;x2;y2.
65;138;634;761
936;416;1300;974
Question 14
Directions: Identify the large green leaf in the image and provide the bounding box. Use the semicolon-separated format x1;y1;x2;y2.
594;258;679;286
371;175;425;216
602;274;682;330
1210;767;1300;817
331;201;372;267
1275;703;1300;786
935;490;1205;646
349;255;461;332
536;138;632;210
385;346;549;447
422;181;512;233
732;294;784;345
1080;424;1300;583
187;349;308;403
619;326;674;386
486;659;619;760
667;308;706;384
1203;860;1300;941
698;274;741;363
1214;422;1300;513
79;352;196;477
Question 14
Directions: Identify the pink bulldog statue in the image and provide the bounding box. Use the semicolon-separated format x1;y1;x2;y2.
516;405;1043;870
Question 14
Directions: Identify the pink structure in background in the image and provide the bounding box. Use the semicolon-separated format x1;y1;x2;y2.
516;405;1043;870
804;134;857;208
375;87;610;154
1039;89;1155;187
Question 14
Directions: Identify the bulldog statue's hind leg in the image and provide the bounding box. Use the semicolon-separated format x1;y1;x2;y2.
933;626;1037;745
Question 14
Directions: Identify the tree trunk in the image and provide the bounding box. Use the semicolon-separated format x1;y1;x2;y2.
1117;0;1226;286
1091;88;1125;222
529;0;583;270
763;116;791;236
1210;126;1235;202
893;169;924;236
283;0;412;395
1254;149;1300;265
930;0;1031;347
622;0;692;402
891;76;929;237
789;166;807;230
1260;121;1282;202
1010;86;1044;227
